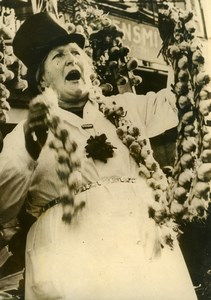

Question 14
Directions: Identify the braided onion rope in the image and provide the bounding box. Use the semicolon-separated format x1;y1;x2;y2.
98;97;178;248
31;88;84;223
159;2;211;222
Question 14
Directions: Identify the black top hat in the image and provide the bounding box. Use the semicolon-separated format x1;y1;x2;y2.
13;12;85;72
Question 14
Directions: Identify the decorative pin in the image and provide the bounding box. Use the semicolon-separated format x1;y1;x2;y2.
81;124;94;129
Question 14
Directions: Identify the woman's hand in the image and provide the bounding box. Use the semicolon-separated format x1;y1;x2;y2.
24;98;49;160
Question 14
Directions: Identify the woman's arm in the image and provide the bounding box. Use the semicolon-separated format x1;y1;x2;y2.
142;88;178;138
139;65;178;137
0;121;38;225
109;84;178;139
0;95;51;226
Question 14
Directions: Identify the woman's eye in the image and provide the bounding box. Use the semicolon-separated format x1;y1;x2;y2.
53;52;63;59
52;50;80;60
72;51;80;56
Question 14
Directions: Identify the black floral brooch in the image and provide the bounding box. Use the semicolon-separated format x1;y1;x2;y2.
85;134;116;163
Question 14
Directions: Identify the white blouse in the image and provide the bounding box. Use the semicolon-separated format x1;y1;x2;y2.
0;90;178;223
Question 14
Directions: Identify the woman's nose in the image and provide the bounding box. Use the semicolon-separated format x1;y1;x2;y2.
65;52;76;66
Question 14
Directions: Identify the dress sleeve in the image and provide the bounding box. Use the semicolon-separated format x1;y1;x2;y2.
142;89;178;138
111;89;178;138
0;121;38;224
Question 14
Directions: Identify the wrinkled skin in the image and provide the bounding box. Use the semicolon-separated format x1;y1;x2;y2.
24;43;92;160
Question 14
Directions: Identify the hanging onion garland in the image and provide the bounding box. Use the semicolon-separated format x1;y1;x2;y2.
30;89;85;223
98;97;178;248
0;38;12;123
0;7;23;123
158;2;211;222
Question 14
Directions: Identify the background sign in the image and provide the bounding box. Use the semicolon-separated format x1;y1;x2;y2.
110;15;166;66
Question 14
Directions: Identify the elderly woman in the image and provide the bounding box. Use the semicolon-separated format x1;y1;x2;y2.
0;12;196;299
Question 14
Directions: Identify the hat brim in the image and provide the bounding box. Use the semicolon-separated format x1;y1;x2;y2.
42;32;86;52
28;32;86;72
49;33;85;49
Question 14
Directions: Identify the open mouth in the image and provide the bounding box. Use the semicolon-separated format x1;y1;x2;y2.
65;70;81;81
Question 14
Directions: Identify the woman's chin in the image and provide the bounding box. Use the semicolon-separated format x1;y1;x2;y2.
67;83;89;97
59;90;89;108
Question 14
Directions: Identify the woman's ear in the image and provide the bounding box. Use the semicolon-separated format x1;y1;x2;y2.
36;63;49;92
38;78;49;92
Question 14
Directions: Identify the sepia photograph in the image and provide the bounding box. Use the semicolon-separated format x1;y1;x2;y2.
0;0;211;299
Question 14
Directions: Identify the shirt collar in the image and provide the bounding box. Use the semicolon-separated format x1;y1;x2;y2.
56;96;102;129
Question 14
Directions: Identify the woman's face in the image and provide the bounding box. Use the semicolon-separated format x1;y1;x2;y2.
41;43;92;107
